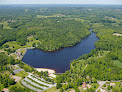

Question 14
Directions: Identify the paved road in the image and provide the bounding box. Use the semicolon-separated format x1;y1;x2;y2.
95;80;122;92
95;81;108;92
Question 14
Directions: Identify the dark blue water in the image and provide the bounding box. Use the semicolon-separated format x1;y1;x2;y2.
22;29;98;73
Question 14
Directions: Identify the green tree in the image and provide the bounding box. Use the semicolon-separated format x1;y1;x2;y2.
56;83;62;89
107;85;111;90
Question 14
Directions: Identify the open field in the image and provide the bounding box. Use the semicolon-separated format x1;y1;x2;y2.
91;83;99;90
2;38;40;51
0;22;12;29
112;60;122;68
74;18;89;23
15;70;29;78
36;14;65;18
44;86;59;92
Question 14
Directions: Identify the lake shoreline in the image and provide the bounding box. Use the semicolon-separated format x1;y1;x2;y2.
35;68;56;74
34;32;92;52
22;28;98;73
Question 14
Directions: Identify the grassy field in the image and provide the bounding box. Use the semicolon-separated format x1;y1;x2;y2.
112;82;122;91
74;18;89;23
2;41;21;50
91;83;99;90
8;82;20;89
15;70;28;78
0;22;12;29
44;87;59;92
91;23;103;28
0;70;10;76
36;14;64;18
1;37;41;52
112;60;122;68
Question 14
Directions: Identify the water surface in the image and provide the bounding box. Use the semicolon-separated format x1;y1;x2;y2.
22;29;98;73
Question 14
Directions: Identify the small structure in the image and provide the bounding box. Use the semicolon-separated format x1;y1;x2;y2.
15;51;21;57
2;88;9;92
83;83;87;89
110;83;116;87
100;88;106;92
49;73;56;78
87;84;91;88
69;89;75;92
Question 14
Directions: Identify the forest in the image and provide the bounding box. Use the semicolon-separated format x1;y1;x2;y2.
0;4;122;92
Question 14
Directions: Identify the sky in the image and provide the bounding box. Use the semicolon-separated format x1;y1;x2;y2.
0;0;122;4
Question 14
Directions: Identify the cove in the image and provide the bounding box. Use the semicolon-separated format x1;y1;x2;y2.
22;29;98;73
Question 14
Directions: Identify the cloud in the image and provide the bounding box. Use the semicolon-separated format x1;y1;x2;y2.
0;0;122;4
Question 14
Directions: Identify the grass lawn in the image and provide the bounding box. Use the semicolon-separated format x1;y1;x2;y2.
112;82;122;91
91;23;103;28
44;87;59;92
2;37;41;53
0;22;12;29
36;14;63;18
112;60;122;68
91;83;99;90
0;84;4;91
0;70;10;76
8;82;20;89
74;18;89;23
2;41;21;50
15;70;28;78
10;53;17;58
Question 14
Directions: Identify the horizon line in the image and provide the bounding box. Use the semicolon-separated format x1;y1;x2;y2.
0;3;122;5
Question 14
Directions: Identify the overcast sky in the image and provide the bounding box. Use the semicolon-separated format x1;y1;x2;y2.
0;0;122;4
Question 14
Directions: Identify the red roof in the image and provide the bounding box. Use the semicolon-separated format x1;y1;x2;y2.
83;83;87;88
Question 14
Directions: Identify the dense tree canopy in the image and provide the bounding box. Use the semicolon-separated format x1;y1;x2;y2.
0;5;122;91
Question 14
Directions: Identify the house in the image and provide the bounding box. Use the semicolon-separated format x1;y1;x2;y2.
83;83;87;89
110;83;116;87
15;51;21;56
2;88;9;92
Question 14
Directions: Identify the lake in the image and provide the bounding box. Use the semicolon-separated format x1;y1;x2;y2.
22;29;98;73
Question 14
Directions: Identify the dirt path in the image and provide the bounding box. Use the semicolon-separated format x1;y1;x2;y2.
113;33;122;36
82;64;88;73
96;81;108;92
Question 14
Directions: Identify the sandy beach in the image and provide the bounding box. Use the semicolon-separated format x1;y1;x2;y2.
113;33;122;36
35;68;56;74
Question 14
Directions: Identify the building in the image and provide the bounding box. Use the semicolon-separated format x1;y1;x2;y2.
83;83;87;89
87;84;91;88
2;88;9;92
110;83;116;87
